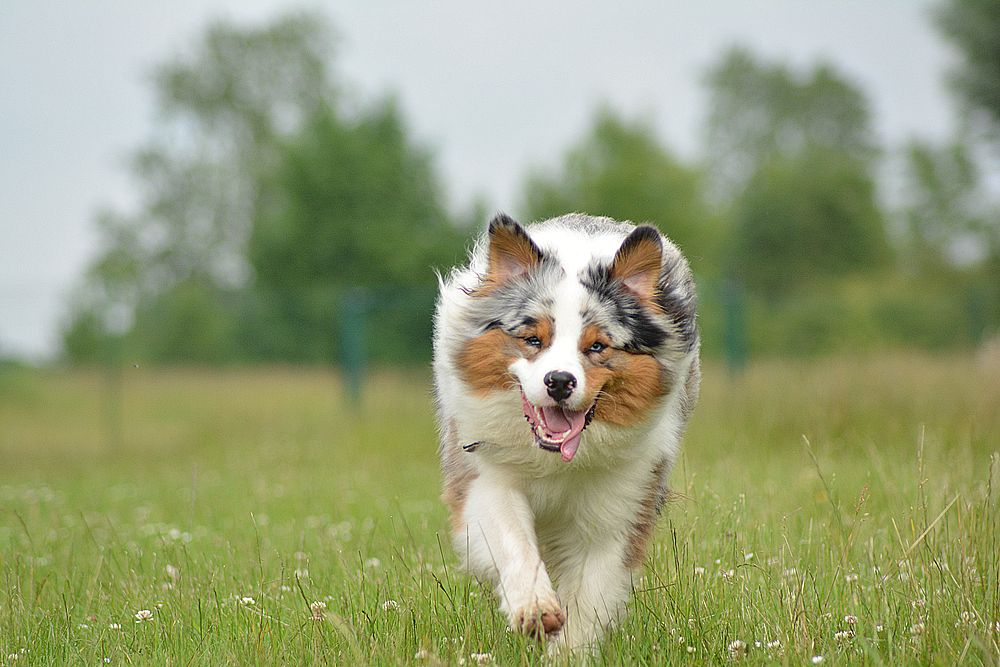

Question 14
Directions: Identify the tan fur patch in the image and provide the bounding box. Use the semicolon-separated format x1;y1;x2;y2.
610;232;663;304
522;317;554;355
623;458;669;568
587;351;669;427
478;224;542;293
440;419;478;533
458;328;520;394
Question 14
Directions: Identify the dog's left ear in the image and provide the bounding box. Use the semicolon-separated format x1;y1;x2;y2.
610;225;663;301
484;213;544;285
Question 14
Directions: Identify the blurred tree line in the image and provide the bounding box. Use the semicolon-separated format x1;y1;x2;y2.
63;4;1000;366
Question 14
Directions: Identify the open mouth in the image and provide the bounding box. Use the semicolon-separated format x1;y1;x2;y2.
520;391;596;463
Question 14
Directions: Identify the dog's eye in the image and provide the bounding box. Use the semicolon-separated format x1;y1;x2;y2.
524;336;542;348
587;341;607;353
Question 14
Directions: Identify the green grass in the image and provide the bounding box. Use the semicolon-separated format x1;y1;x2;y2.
1;355;998;665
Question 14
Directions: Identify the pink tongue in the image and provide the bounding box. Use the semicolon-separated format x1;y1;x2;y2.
540;406;572;432
559;433;583;463
541;406;588;463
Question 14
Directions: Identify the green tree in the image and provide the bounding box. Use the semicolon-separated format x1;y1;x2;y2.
247;101;465;362
521;108;719;272
63;12;464;365
63;12;340;362
936;0;1000;139
702;48;889;292
732;147;889;297
703;46;876;199
901;139;998;270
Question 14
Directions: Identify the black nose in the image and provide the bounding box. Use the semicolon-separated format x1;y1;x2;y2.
544;371;577;402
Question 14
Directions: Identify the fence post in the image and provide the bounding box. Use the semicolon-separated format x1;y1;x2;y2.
340;288;369;404
722;279;748;373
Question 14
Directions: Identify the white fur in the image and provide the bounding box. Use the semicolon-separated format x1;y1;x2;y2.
433;218;697;651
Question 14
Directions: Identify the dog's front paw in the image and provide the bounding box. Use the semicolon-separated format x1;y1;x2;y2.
510;596;565;639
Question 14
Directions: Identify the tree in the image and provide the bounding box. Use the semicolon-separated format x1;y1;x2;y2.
521;108;719;272
63;13;340;362
703;46;877;199
701;48;889;293
732;147;890;297
936;0;1000;140
247;100;465;362
900;139;998;270
63;12;464;364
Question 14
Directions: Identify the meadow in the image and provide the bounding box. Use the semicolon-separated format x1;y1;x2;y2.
1;353;998;665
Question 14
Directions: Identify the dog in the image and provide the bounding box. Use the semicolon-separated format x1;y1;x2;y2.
432;213;700;649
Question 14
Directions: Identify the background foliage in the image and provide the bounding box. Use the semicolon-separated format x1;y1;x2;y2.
62;3;1000;366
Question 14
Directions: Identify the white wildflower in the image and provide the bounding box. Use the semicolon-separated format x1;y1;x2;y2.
753;640;762;648
727;639;747;659
766;639;781;650
77;623;89;629
381;599;400;611
414;649;430;659
744;552;754;562
134;609;153;623
103;659;111;664
992;620;1000;634
956;610;976;627
686;645;696;654
108;623;121;630
693;566;706;576
280;585;291;592
844;572;859;583
722;569;736;581
834;629;855;641
240;596;255;606
469;652;493;664
309;601;327;620
844;614;857;625
294;568;309;578
165;564;179;581
811;656;824;664
875;623;884;633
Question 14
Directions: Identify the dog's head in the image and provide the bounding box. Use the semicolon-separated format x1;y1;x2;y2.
456;213;697;462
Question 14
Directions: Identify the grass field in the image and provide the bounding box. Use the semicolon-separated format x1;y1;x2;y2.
1;354;999;665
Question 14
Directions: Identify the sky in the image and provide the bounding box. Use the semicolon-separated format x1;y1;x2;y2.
0;0;959;360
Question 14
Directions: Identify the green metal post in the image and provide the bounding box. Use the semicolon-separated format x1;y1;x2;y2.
723;279;748;373
340;288;368;404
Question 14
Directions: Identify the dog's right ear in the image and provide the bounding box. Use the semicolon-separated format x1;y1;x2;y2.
484;213;543;285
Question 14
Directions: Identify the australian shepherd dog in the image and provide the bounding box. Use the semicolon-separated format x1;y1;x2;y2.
433;213;700;649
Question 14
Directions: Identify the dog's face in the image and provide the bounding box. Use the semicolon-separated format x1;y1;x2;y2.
457;214;693;462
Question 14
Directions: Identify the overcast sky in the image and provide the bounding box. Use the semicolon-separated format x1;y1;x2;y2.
0;0;959;359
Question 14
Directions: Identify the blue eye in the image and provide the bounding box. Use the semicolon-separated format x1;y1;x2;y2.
588;341;607;353
524;336;542;348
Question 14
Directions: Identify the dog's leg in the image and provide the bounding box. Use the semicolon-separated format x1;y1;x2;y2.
457;473;565;638
550;537;633;650
549;459;666;651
